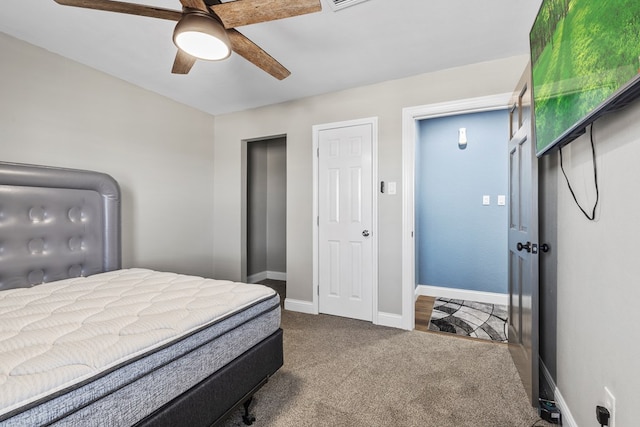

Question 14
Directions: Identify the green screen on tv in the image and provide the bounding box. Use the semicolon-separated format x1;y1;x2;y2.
530;0;640;155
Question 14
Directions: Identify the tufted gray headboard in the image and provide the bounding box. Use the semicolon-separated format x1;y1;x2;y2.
0;162;121;291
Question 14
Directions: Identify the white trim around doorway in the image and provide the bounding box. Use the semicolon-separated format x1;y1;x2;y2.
401;94;512;330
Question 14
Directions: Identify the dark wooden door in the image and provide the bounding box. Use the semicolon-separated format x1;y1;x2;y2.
507;62;539;406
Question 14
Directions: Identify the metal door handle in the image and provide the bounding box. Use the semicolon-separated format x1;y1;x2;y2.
362;230;370;237
517;241;532;253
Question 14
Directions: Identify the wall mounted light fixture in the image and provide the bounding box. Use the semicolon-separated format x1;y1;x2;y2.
458;128;468;150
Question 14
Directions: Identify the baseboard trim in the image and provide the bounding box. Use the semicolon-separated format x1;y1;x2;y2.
376;312;404;329
247;271;287;284
247;272;267;283
284;298;317;315
555;387;577;427
415;284;508;306
267;271;287;281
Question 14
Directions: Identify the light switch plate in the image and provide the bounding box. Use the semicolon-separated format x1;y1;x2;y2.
498;195;506;206
482;195;490;206
388;182;397;195
604;387;616;427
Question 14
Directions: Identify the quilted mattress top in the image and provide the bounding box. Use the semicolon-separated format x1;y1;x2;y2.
0;268;276;416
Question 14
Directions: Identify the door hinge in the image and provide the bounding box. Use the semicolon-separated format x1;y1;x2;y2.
317;286;319;296
317;216;319;226
317;147;319;157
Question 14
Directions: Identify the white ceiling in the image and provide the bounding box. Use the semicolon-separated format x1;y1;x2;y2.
0;0;542;116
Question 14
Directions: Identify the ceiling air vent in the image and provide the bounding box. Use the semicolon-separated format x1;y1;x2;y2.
326;0;371;12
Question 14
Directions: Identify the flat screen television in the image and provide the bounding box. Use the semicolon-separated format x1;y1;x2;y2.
530;0;640;156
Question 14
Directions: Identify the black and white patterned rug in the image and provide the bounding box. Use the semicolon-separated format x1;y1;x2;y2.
428;298;508;343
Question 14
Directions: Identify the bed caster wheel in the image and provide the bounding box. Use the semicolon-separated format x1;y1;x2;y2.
242;398;256;425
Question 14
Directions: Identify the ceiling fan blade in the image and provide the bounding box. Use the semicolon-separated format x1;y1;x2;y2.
172;49;197;74
227;29;290;80
53;0;182;21
212;0;321;29
179;0;209;13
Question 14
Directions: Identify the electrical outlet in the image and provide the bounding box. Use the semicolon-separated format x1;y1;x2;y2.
604;387;616;427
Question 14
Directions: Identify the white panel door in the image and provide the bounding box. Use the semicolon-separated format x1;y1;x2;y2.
318;123;373;321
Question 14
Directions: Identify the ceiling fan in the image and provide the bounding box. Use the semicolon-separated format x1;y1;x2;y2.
52;0;322;79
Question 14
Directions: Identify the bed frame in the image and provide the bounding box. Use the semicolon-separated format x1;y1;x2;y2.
0;161;282;426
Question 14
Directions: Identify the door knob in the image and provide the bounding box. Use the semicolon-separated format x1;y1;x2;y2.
362;230;370;237
517;241;532;253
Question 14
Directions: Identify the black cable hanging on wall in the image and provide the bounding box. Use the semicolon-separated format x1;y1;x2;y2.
559;124;599;221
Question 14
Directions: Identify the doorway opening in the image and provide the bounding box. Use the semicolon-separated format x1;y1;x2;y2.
413;109;510;340
401;94;512;330
415;110;509;296
245;136;287;303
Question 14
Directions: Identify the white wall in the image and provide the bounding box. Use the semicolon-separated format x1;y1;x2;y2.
554;100;640;426
212;55;529;311
0;33;216;277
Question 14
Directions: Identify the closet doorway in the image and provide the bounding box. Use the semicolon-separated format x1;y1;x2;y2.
245;136;287;301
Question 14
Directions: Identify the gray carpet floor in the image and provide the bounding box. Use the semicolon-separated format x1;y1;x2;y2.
222;307;552;427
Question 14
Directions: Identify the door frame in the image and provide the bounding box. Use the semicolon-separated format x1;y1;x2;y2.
312;117;379;322
401;94;512;330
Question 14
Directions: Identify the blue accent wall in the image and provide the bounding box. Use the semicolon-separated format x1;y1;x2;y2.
416;109;508;294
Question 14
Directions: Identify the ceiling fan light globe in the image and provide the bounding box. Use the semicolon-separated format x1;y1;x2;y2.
173;13;231;61
175;31;230;60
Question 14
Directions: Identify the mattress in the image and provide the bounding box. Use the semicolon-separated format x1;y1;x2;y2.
0;268;280;426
